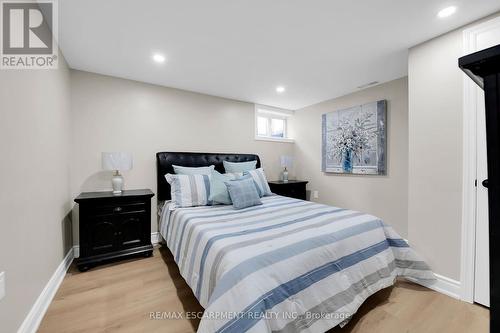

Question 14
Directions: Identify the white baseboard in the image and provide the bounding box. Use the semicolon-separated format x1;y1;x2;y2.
407;273;461;300
403;239;461;300
151;232;160;245
18;232;160;332
17;247;75;333
73;232;159;258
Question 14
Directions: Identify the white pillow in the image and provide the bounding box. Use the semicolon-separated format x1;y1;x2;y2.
165;173;211;208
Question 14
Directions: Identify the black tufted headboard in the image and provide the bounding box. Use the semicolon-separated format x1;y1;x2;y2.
156;152;261;201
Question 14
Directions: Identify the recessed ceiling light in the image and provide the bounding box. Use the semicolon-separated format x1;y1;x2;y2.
276;86;285;93
437;6;457;18
152;53;166;63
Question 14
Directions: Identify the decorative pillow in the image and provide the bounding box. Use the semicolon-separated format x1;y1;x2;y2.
225;177;262;209
223;160;257;173
225;172;244;180
209;170;233;205
165;173;211;208
244;168;272;197
173;164;215;175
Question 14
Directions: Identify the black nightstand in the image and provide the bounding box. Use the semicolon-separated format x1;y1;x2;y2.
268;180;308;200
74;189;154;271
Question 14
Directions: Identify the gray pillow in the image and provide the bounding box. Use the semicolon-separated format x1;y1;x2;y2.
225;177;262;209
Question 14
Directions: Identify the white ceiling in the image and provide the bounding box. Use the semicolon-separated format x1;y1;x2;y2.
59;0;500;110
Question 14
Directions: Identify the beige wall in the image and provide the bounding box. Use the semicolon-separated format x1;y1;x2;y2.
408;30;464;280
407;12;500;281
70;70;294;240
0;59;72;331
292;77;409;237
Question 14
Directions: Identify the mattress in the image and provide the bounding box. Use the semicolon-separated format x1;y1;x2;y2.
159;195;434;333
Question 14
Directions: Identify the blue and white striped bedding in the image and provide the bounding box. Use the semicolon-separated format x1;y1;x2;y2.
159;195;434;333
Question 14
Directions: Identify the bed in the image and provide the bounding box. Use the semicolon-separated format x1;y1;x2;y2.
156;152;435;333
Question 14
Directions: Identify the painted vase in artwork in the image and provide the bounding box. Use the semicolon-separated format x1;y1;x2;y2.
342;149;353;173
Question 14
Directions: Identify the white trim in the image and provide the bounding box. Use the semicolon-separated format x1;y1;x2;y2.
17;247;75;333
407;274;461;300
255;104;295;117
461;24;478;303
461;15;500;304
151;232;160;245
18;232;160;332
254;136;295;143
404;238;461;299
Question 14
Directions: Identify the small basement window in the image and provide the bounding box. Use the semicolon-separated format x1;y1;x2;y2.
255;105;294;142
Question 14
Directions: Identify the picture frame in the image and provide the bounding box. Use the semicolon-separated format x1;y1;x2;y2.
321;100;387;175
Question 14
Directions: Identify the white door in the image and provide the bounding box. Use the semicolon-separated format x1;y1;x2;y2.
475;86;489;307
473;21;500;307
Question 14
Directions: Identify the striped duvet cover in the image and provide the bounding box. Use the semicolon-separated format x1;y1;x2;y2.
159;195;434;333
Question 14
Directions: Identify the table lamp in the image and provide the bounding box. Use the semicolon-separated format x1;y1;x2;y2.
102;152;133;194
280;155;293;182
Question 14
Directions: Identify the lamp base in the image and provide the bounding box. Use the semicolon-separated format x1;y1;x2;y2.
282;168;289;183
112;172;124;195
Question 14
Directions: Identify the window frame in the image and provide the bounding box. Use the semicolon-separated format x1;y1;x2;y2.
254;104;294;143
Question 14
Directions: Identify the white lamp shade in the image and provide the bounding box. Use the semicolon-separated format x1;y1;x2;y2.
102;152;133;171
280;155;293;169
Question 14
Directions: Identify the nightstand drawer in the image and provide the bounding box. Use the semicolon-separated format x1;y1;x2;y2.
268;180;308;200
284;186;303;199
86;202;146;217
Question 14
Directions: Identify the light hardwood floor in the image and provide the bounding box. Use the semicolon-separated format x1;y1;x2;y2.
38;246;489;333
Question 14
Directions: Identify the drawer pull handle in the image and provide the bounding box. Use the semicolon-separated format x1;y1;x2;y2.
114;207;122;212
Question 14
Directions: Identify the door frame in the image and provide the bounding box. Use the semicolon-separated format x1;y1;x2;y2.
461;15;500;303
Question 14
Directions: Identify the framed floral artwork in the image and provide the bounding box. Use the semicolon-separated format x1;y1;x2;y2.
321;100;387;175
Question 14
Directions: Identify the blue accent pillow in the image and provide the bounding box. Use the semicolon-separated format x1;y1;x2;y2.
209;170;233;205
244;168;272;197
223;160;257;173
225;177;262;209
173;164;215;175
